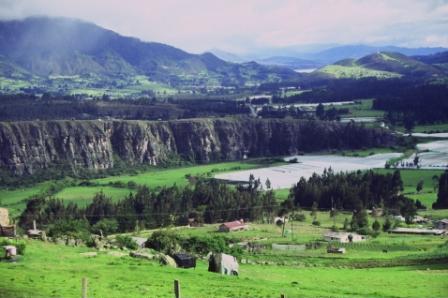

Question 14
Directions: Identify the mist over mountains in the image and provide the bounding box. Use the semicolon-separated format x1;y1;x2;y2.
0;17;298;93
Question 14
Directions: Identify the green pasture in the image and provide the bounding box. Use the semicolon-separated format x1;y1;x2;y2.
1;232;447;298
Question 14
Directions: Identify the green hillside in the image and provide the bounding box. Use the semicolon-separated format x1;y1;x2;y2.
315;51;447;79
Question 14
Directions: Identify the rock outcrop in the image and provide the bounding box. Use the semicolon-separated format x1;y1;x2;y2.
0;118;395;176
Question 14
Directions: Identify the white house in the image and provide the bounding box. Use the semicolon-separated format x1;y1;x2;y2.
324;232;367;243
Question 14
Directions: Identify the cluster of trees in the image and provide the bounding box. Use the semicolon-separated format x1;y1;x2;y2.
374;84;448;127
315;103;348;121
18;179;277;233
289;169;419;221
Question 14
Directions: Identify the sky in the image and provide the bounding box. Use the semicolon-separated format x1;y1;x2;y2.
0;0;447;54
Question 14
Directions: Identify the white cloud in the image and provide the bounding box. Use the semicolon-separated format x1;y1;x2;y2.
0;0;447;53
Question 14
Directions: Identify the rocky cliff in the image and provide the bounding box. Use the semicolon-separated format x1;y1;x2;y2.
0;118;395;176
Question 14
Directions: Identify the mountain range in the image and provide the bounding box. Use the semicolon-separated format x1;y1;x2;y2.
0;17;298;96
212;45;448;70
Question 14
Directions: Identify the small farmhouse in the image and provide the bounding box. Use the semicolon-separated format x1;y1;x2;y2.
324;232;367;243
437;219;448;230
218;220;248;232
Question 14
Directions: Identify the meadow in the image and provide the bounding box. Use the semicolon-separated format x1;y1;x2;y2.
0;161;271;216
1;217;447;298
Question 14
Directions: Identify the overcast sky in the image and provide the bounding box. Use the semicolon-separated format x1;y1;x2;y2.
1;0;447;54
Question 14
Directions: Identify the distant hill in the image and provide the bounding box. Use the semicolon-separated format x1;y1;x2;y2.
303;45;448;64
212;45;447;70
315;52;447;79
0;17;298;96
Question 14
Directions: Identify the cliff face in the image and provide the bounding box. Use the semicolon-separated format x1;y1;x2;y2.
0;118;395;176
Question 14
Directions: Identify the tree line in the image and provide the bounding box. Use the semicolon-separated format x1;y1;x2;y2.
18;178;277;234
288;169;420;221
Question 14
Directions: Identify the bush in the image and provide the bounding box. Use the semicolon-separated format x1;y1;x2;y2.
357;227;372;235
372;220;381;232
115;235;138;250
181;235;227;255
383;217;392;232
127;181;137;189
91;218;118;236
146;230;180;254
47;219;91;241
312;219;320;226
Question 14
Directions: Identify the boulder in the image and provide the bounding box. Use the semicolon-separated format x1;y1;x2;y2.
130;251;154;260
159;254;177;268
80;252;97;258
107;251;127;258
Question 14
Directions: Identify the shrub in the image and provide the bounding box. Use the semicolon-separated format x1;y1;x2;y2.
127;181;137;189
115;235;138;250
372;220;381;232
383;217;392;232
47;219;91;241
146;230;180;254
91;218;118;236
312;219;320;226
181;235;227;255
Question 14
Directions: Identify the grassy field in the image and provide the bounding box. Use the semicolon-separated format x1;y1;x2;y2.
93;161;264;189
54;186;134;207
1;220;447;298
374;168;443;207
0;161;271;216
342;99;385;118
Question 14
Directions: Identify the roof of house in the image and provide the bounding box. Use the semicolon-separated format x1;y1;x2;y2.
439;219;448;224
220;220;247;229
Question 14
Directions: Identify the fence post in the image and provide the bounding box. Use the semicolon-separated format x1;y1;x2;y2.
82;277;88;298
174;280;181;298
281;294;286;298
